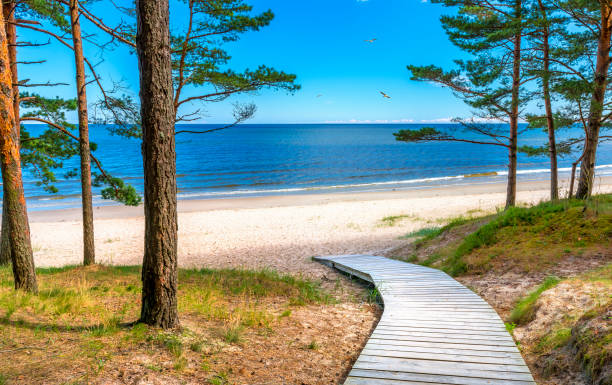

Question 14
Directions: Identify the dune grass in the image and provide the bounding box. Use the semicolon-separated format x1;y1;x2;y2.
433;195;612;276
509;276;561;325
0;264;336;384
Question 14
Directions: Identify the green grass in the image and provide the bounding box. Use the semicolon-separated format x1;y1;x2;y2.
0;264;339;383
179;268;333;305
431;195;612;276
572;303;612;383
381;214;417;226
509;276;561;325
307;340;319;350
209;372;229;385
222;325;243;344
401;227;441;239
535;327;572;353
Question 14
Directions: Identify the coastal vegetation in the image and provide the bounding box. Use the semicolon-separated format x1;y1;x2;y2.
389;193;612;384
0;264;374;384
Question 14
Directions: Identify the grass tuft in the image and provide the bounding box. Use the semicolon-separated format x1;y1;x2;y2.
509;276;561;325
307;340;319;350
222;325;243;344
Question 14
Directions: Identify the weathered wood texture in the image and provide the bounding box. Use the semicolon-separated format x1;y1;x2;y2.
314;255;535;385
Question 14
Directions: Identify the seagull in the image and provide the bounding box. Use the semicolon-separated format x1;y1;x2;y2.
364;38;377;43
380;91;391;99
316;94;323;98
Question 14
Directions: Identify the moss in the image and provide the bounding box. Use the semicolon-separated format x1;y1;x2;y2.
571;302;612;385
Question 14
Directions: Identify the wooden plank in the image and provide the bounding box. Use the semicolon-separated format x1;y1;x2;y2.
313;255;535;385
360;349;527;366
376;320;508;330
368;334;517;347
366;338;520;353
373;326;513;337
347;369;535;385
353;357;534;379
361;344;525;360
375;325;510;336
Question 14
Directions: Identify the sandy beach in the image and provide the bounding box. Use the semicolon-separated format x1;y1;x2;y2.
29;176;612;276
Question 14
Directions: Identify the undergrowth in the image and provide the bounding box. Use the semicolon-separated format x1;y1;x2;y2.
426;195;612;276
0;264;338;384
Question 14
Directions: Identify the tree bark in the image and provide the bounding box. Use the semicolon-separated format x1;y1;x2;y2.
576;5;612;199
0;1;18;267
0;4;36;292
0;203;10;265
506;0;522;209
69;0;95;266
538;0;558;201
136;0;179;328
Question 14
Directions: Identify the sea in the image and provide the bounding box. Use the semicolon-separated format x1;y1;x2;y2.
18;123;612;211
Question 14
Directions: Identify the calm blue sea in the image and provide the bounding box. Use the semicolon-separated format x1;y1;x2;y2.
19;123;612;210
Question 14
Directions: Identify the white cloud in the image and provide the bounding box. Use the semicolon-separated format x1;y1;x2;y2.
322;118;415;124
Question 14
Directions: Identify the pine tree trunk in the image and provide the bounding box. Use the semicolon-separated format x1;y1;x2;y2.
136;0;179;329
506;0;522;209
576;5;612;199
0;5;37;292
0;199;10;265
538;0;558;201
0;1;18;267
69;0;95;266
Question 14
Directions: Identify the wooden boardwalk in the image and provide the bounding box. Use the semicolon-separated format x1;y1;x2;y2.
314;254;536;385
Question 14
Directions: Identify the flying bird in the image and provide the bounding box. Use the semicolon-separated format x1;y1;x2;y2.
380;91;391;99
316;94;323;98
364;38;377;43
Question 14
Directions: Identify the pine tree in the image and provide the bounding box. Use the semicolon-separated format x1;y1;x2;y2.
523;0;564;201
67;0;299;133
68;0;95;265
573;1;612;198
136;0;179;329
0;2;37;292
526;1;612;198
397;0;527;208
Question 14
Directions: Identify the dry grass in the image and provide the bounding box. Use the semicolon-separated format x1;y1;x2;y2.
0;265;378;385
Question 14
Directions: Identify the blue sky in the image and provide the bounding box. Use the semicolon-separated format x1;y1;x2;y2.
19;0;470;124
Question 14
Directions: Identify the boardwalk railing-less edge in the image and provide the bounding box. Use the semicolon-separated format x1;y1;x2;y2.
314;254;536;385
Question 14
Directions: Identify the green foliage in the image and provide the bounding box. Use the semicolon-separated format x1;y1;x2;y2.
509;276;561;325
399;0;528;166
170;0;300;121
18;0;70;29
20;93;80;193
394;126;452;143
93;174;142;206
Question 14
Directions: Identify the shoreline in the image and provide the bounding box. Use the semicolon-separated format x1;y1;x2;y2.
26;176;612;274
29;175;612;223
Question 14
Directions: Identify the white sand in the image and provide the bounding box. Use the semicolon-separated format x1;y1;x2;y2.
28;177;612;277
